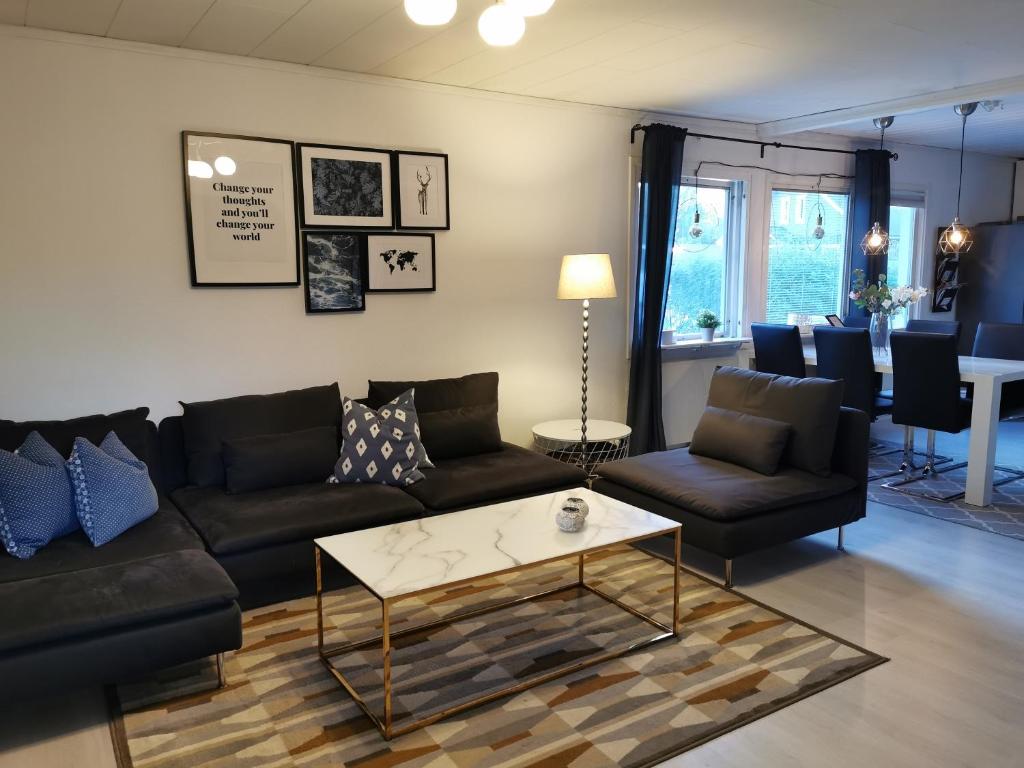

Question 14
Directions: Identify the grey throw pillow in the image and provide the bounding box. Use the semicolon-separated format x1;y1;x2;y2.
330;390;425;486
706;366;844;477
689;406;791;475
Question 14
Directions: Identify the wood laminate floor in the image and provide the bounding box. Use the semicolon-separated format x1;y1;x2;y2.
2;423;1022;768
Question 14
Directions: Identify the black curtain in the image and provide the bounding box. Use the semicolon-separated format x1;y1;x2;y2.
849;149;891;314
626;124;687;455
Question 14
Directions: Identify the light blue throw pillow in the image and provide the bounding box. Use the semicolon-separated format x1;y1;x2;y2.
0;431;78;559
66;431;158;547
330;390;426;487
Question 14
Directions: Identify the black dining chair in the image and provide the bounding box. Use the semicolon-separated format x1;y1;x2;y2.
751;323;806;378
882;332;971;500
813;326;890;421
972;322;1024;419
842;314;871;329
877;318;965;405
905;318;962;343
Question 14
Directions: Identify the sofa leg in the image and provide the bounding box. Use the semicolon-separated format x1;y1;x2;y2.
724;559;733;588
216;652;226;688
837;526;845;552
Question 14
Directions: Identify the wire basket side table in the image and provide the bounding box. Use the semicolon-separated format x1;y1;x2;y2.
532;419;631;477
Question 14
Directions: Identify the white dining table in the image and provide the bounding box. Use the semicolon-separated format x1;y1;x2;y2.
736;345;1024;507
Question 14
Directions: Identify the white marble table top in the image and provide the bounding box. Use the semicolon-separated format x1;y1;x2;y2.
316;488;679;601
532;419;632;442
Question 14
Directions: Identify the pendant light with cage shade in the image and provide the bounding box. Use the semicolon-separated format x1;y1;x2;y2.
859;116;893;257
939;102;978;255
806;175;826;251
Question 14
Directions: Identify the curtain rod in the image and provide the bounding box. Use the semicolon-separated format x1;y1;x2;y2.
629;123;898;160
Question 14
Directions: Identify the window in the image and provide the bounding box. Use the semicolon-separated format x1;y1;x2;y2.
664;180;744;339
765;188;850;324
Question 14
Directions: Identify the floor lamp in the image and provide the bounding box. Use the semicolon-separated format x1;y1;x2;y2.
557;253;617;473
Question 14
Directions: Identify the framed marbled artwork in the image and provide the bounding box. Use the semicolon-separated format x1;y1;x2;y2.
302;231;366;313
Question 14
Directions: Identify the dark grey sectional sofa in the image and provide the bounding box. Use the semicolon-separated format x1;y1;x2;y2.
0;415;241;698
0;373;588;699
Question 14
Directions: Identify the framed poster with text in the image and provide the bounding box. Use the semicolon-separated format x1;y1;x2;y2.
182;131;299;286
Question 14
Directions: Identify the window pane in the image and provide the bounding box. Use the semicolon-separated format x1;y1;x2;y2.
765;190;849;324
665;186;729;335
886;205;917;288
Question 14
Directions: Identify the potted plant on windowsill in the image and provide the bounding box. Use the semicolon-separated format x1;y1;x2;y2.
695;309;721;342
849;269;928;353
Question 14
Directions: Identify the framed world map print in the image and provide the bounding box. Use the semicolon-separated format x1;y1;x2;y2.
297;143;393;229
365;233;435;292
182;131;299;286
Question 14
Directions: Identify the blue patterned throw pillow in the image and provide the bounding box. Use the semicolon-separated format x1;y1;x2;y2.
67;432;158;547
331;390;425;486
0;431;78;559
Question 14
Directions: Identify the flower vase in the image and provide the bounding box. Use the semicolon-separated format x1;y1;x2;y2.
869;313;890;354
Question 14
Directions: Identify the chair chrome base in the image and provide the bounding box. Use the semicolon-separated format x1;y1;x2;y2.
723;558;733;588
881;428;968;501
869;427;951;481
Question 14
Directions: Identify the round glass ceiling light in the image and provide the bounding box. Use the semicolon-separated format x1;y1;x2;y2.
214;155;236;176
404;0;457;26
505;0;555;16
187;160;213;179
478;2;526;46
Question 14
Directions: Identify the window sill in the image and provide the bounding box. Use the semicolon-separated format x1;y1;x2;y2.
661;336;750;361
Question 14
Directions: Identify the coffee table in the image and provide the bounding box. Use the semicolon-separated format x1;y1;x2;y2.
314;487;681;739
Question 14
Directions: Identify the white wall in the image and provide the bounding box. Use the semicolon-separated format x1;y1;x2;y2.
0;26;1016;449
0;26;635;446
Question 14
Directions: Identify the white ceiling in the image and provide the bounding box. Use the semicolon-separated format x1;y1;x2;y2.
829;98;1024;158
4;0;1024;155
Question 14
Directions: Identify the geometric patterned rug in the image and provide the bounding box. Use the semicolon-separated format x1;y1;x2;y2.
867;443;1024;541
109;546;885;768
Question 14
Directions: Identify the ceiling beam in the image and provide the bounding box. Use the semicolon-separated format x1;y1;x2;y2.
756;75;1024;138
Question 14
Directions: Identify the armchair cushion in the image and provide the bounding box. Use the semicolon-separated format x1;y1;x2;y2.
689;406;790;475
707;366;844;477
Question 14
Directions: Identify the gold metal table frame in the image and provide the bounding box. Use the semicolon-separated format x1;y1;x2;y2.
314;526;682;740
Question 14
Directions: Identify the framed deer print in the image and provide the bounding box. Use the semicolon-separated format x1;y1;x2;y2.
394;151;449;230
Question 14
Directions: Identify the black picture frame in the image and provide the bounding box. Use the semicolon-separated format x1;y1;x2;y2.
296;143;394;230
825;314;844;327
181;131;300;287
301;230;366;313
365;233;436;293
394;151;450;230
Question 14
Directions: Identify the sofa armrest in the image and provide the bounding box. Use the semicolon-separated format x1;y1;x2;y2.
831;406;869;507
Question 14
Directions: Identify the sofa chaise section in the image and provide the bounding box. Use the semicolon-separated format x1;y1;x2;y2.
0;499;240;697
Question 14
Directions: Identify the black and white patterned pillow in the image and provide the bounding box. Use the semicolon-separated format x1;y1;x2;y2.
330;390;426;486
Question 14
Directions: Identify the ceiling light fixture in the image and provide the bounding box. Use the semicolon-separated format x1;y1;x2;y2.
404;0;457;26
478;1;525;46
860;116;893;257
505;0;555;16
939;102;978;255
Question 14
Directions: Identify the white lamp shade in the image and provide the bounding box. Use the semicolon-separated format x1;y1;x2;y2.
557;253;617;300
478;2;525;46
505;0;555;16
404;0;457;26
